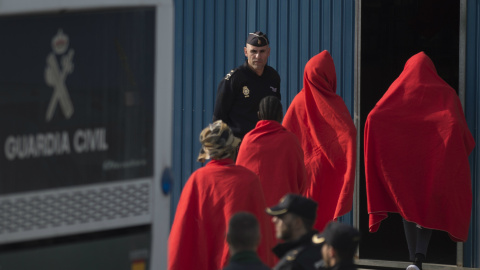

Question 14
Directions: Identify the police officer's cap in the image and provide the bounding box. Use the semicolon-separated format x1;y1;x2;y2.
246;31;269;47
312;221;360;253
265;193;317;220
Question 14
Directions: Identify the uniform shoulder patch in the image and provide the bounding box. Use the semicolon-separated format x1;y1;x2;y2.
224;69;237;80
285;248;300;261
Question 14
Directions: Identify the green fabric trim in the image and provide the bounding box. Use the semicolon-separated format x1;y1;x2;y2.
229;251;262;263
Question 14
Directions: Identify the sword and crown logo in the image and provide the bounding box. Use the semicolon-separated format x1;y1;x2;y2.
242;86;250;98
45;29;75;121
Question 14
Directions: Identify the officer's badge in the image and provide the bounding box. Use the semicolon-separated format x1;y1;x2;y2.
258;39;261;45
243;86;250;98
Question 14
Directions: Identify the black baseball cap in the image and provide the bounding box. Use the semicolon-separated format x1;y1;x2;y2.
266;193;317;221
246;31;269;46
312;221;360;253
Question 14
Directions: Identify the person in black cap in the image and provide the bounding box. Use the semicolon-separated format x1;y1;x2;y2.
266;193;322;270
312;221;360;270
223;212;271;270
213;31;281;139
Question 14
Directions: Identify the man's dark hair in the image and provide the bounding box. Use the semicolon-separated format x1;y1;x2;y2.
258;96;283;122
227;212;260;250
320;222;360;263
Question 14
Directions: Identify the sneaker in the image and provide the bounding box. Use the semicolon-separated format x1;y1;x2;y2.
406;265;420;270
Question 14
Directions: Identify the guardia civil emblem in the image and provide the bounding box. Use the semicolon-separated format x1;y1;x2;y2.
242;86;250;98
45;29;75;121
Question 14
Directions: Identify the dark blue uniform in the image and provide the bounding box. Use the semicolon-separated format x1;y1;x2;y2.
272;231;323;270
213;61;281;139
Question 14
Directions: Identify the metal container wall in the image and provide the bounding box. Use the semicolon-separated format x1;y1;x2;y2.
172;0;480;267
465;0;480;267
172;0;355;217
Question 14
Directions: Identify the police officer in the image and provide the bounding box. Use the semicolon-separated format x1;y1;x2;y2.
312;222;360;270
266;193;322;270
213;31;281;139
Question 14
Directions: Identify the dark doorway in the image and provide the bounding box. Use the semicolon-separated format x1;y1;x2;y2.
359;0;459;265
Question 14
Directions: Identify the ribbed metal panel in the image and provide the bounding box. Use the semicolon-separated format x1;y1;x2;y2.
171;0;480;267
465;0;480;267
0;180;151;245
172;0;355;219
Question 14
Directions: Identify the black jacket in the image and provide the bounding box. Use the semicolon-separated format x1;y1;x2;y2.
213;61;281;138
273;231;322;270
223;251;271;270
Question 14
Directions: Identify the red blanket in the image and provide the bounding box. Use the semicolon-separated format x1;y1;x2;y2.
236;120;306;207
168;158;275;270
283;51;357;231
364;52;475;242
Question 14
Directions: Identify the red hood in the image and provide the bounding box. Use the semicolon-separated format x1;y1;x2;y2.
283;50;357;231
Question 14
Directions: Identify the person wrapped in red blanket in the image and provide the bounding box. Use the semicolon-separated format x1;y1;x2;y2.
283;51;357;232
364;52;475;269
236;96;307;208
168;120;275;270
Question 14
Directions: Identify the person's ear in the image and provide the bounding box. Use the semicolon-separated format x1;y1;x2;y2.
226;233;231;244
244;46;248;57
254;232;261;247
328;245;336;258
293;216;304;229
277;112;283;123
